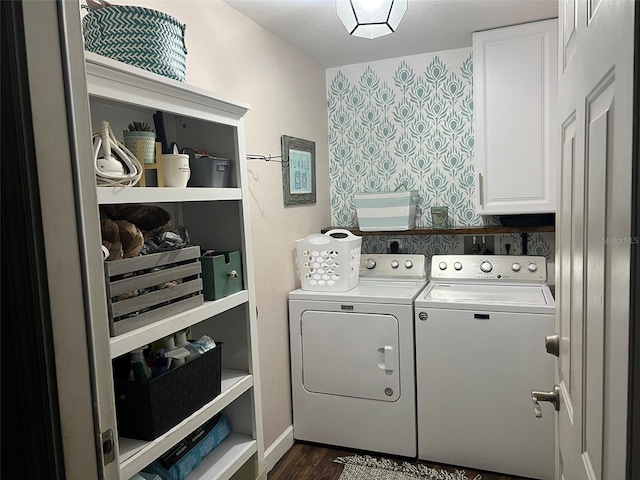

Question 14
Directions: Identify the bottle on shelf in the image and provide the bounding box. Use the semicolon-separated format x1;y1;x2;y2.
164;335;190;369
130;347;152;382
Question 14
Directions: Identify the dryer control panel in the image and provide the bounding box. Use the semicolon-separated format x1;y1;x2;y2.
359;254;427;280
430;255;548;284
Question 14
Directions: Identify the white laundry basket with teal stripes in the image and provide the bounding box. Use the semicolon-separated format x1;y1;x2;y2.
296;229;361;291
82;5;187;82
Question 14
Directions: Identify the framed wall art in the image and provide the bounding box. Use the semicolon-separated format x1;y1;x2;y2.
281;135;316;206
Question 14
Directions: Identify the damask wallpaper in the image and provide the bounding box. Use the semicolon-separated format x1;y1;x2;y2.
326;48;554;262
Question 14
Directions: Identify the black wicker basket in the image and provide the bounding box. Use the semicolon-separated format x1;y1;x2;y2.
115;343;222;441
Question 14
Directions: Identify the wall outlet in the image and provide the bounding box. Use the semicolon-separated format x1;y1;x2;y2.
386;237;408;254
463;235;495;255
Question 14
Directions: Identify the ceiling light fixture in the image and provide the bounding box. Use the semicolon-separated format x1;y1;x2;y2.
337;0;408;39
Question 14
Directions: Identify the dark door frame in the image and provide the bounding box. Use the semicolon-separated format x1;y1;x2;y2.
0;0;66;478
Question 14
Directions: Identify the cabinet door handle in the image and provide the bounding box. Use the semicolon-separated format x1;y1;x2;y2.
478;173;484;207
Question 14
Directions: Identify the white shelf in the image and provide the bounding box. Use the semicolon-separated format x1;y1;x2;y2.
119;370;253;479
96;186;242;205
187;433;257;480
85;52;251;119
110;290;249;359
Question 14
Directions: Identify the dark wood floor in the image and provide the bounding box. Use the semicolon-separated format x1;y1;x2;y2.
268;442;534;480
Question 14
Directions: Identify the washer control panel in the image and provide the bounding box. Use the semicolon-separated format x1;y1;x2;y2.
359;254;426;279
431;255;547;283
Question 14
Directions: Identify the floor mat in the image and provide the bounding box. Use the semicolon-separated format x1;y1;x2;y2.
335;455;481;480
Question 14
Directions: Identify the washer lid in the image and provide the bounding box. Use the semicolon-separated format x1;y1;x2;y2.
416;283;555;313
289;279;428;304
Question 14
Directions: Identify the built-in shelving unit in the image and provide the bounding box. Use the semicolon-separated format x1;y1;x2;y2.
322;225;555;236
83;52;263;480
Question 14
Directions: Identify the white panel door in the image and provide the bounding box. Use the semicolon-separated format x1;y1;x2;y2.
556;0;634;479
301;311;399;402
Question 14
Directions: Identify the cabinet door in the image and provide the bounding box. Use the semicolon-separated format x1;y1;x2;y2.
473;19;558;215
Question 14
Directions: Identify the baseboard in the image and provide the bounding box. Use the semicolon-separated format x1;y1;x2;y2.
265;425;294;472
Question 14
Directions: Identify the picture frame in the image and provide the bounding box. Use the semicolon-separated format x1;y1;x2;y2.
281;135;316;206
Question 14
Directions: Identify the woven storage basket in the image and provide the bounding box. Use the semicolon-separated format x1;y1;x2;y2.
115;342;222;441
82;5;187;82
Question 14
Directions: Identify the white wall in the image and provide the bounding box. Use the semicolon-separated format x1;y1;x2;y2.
114;0;330;453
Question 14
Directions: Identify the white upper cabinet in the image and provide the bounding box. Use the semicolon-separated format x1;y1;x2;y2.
473;19;558;215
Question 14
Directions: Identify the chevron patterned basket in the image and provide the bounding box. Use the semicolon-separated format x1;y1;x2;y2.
82;5;187;82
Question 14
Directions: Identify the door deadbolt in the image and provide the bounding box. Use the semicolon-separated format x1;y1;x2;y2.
545;334;560;357
531;385;560;418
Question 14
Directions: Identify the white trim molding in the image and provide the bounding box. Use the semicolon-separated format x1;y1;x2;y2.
265;425;294;472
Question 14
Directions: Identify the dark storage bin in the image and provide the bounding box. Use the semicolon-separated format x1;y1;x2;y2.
115;343;222;441
188;156;232;188
200;251;243;301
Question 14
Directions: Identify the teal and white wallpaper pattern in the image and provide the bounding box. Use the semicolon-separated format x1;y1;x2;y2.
326;48;554;261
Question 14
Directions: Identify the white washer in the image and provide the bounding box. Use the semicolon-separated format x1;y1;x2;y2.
289;254;428;457
415;255;555;480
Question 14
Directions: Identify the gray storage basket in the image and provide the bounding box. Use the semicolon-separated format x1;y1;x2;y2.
82;5;187;82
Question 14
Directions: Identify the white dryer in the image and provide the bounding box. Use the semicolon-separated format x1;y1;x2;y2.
415;255;555;479
289;254;428;457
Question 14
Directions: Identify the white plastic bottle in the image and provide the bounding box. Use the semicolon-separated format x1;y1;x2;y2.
165;334;189;369
176;330;196;362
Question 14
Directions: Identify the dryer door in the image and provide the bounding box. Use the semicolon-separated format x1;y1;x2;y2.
301;311;400;402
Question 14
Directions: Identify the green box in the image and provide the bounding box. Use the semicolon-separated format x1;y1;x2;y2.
200;251;243;300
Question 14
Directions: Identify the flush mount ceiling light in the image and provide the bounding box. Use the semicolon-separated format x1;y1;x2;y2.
337;0;408;39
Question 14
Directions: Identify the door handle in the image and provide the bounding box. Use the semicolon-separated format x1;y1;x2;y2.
531;385;560;418
478;173;484;207
377;346;396;372
545;334;560;357
383;345;395;372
